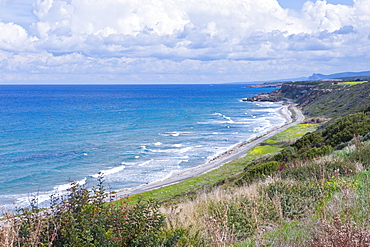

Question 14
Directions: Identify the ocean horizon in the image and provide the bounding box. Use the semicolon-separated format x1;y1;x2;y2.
0;84;285;208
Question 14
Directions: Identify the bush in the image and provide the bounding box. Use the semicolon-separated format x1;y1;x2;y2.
262;181;322;220
206;199;257;243
299;145;334;160
349;143;370;169
292;132;324;151
323;113;370;148
243;161;281;183
4;177;183;247
273;146;298;162
281;159;357;182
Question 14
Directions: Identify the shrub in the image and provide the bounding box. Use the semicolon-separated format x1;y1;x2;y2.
243;161;281;183
2;177;183;247
312;171;370;246
299;145;333;160
262;181;322;220
206;199;257;242
273;146;298;162
292;132;324;151
349;143;370;169
323;113;370;148
281;159;357;182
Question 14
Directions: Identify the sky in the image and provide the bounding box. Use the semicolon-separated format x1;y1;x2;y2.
0;0;369;84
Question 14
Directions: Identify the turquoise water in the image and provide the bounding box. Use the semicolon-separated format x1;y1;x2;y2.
0;84;283;207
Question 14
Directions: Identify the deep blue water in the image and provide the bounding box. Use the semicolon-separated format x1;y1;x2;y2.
0;84;283;207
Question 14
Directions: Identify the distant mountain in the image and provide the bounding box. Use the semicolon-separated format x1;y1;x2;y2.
229;76;307;85
308;71;370;80
230;70;370;86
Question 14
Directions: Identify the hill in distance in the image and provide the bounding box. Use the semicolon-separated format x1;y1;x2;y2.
233;70;370;85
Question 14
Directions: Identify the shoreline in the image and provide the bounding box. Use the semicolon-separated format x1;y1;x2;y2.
114;102;304;199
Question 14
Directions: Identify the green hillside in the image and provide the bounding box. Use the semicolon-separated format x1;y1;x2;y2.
280;80;370;118
2;82;370;246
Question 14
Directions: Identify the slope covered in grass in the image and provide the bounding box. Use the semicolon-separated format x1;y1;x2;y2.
2;83;370;246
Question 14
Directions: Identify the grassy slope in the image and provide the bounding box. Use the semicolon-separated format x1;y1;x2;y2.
300;81;370;118
159;117;370;246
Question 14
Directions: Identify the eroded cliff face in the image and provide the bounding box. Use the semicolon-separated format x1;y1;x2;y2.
271;84;316;99
296;88;333;107
246;81;370;118
242;92;281;102
269;83;335;106
243;83;325;102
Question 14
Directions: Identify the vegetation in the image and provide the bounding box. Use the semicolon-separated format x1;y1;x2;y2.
0;177;184;247
1;80;370;246
337;81;368;85
299;81;370;117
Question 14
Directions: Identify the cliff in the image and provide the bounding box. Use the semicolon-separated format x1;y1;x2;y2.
247;81;370;118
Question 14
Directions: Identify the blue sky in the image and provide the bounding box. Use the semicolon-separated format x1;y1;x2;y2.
0;0;368;84
278;0;353;10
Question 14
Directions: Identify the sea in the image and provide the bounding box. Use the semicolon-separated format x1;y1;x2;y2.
0;84;285;209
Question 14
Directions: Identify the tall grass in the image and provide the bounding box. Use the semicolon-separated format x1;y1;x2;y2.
161;142;370;246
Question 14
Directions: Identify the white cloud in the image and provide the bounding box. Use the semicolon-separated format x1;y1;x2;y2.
0;0;369;83
0;22;35;51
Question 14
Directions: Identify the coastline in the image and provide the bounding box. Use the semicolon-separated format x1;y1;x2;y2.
115;103;304;199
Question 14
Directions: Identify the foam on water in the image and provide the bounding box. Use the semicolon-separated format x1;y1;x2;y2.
138;160;153;167
213;112;235;123
91;165;126;178
54;178;87;192
176;147;193;153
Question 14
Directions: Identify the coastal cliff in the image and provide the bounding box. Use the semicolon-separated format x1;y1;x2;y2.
242;91;281;102
246;80;370;118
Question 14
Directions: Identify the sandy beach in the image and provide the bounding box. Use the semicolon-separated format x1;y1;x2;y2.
115;103;304;199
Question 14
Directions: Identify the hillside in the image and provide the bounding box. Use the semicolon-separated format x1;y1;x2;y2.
1;81;370;246
263;80;370;118
308;70;370;80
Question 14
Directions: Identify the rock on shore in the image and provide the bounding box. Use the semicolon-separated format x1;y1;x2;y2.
242;93;281;102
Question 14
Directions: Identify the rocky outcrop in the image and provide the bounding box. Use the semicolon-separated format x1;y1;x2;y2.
296;89;333;107
302;117;331;124
245;82;283;88
242;93;281;102
275;84;316;99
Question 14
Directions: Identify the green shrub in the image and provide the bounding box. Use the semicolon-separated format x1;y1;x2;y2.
323;113;370;148
292;132;324;151
273;146;298;162
243;161;281;183
13;177;183;247
349;143;370;169
262;181;322;220
207;199;257;241
281;160;357;182
299;145;333;160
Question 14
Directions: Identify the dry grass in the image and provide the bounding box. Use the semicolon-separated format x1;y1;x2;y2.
160;145;370;246
312;183;370;247
0;208;19;247
0;205;60;247
312;215;370;247
160;177;281;246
